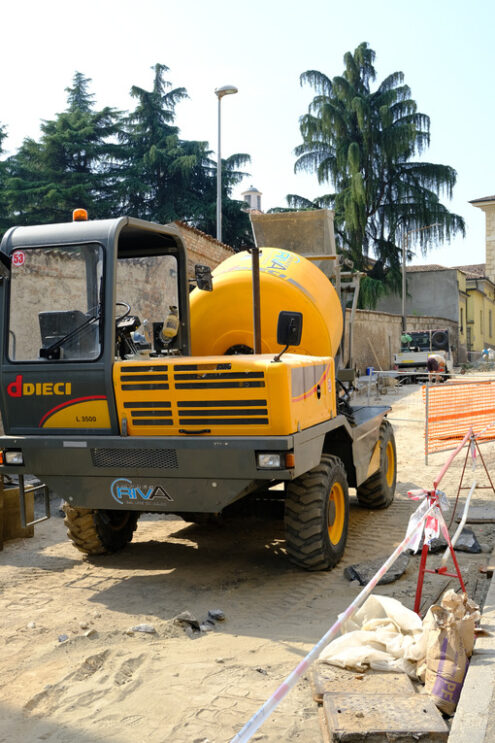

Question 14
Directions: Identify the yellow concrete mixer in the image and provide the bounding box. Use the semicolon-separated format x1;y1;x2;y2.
0;212;396;572
190;247;343;358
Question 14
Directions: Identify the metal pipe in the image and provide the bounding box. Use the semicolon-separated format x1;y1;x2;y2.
216;95;222;243
402;230;408;332
215;85;238;243
441;480;477;565
251;247;262;354
19;474;26;528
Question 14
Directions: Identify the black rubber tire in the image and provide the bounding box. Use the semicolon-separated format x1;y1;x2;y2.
432;330;448;350
63;505;139;555
356;419;397;509
284;454;349;571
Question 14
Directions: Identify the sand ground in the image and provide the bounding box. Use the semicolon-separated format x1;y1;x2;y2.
0;376;494;743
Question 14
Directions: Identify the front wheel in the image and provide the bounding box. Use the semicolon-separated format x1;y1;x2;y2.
63;506;139;555
356;419;396;509
284;455;349;571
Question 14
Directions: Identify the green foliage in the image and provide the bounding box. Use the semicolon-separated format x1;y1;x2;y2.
295;42;465;302
4;72;121;224
0;66;252;248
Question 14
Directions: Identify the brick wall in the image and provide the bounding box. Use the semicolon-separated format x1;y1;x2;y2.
170;221;234;276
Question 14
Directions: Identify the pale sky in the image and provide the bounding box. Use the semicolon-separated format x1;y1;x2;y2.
1;0;493;267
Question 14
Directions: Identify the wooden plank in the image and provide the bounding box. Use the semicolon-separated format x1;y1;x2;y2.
2;486;34;541
311;666;415;704
323;692;449;742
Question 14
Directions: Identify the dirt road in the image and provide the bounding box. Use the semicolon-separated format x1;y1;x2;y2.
0;382;494;742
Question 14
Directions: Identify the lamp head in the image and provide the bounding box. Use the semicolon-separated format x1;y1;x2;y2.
215;84;238;99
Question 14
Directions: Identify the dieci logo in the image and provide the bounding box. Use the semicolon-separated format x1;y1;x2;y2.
7;375;72;398
110;477;173;505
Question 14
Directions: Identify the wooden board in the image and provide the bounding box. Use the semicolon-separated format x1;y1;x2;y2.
2;486;34;540
323;692;449;742
311;665;415;704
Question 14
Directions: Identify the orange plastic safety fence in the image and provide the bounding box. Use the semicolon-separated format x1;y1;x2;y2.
424;380;495;453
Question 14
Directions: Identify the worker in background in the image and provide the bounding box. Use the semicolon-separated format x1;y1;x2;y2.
426;353;446;383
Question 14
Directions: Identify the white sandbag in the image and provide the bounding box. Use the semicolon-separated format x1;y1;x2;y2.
321;595;426;679
341;595;422;635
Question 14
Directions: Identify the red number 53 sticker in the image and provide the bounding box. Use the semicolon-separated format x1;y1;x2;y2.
12;251;25;267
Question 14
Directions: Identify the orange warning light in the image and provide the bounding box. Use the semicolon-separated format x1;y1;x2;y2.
285;452;295;468
72;208;88;222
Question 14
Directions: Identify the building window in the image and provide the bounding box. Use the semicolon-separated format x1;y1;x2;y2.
490;310;493;338
460;307;464;333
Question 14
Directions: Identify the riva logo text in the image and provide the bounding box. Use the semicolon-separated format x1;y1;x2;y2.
110;478;173;504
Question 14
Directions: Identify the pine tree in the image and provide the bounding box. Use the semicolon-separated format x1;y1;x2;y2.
116;63;191;221
117;64;253;246
5;72;121;224
185;152;253;249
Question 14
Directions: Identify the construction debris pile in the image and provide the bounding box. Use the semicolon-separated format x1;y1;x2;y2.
319;590;480;715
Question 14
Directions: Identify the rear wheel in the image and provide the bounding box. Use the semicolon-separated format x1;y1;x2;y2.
63;506;139;555
356;419;396;509
284;454;349;571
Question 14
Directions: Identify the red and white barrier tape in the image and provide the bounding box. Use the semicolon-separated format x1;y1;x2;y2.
229;500;437;743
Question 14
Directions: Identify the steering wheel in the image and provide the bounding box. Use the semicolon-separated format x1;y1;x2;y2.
115;301;131;323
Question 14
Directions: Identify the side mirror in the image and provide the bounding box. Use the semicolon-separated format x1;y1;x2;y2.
194;264;213;292
273;311;303;362
277;311;303;348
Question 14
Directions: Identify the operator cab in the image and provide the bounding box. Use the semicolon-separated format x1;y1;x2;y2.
4;215;194;366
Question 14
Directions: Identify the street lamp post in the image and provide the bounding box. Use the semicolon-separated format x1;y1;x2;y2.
401;223;440;333
215;84;238;243
401;230;409;333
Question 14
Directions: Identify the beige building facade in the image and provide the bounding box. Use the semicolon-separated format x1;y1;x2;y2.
471;195;495;283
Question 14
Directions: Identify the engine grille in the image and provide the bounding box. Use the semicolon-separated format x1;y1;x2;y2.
116;362;270;431
120;365;169;391
91;448;178;469
123;400;173;427
173;363;265;390
177;399;268;425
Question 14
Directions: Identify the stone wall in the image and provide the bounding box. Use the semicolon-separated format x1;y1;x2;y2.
343;309;460;373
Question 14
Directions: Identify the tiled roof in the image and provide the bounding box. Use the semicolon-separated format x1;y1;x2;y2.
406;264;449;272
172;220;235;252
470;195;495;204
406;263;488;278
453;263;486;277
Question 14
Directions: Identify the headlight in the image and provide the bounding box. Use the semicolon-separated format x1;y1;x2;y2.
257;453;282;469
5;450;24;465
